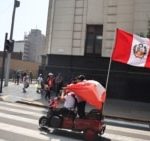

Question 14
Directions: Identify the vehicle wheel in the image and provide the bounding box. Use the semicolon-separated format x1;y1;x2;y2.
100;126;106;135
84;129;98;141
39;116;48;128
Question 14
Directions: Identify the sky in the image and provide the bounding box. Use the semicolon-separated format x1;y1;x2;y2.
0;0;49;51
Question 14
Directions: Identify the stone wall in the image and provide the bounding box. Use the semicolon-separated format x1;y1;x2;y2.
0;57;39;78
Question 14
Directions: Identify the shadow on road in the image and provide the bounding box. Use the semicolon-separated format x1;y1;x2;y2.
46;129;111;141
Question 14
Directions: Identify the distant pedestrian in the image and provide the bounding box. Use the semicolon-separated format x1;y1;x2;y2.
22;73;29;93
29;71;33;84
44;72;55;99
36;74;44;93
16;71;20;85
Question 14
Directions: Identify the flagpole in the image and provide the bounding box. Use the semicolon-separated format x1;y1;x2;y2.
105;28;118;91
102;29;117;115
101;56;112;115
105;56;112;92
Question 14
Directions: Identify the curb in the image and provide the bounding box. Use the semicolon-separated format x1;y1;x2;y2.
16;101;48;108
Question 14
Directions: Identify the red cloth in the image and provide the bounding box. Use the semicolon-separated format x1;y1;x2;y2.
112;28;150;68
66;80;106;109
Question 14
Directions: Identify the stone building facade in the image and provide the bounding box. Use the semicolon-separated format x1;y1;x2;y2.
45;0;150;57
23;29;46;64
42;0;150;102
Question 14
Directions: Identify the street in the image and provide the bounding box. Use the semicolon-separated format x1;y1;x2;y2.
0;101;150;141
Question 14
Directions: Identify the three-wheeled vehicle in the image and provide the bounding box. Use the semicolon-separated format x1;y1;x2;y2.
39;80;106;141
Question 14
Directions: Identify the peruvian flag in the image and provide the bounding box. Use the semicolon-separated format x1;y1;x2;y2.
112;29;150;68
66;80;106;109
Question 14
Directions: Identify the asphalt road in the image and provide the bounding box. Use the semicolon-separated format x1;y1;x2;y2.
0;101;150;141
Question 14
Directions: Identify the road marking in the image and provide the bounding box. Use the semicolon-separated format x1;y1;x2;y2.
105;118;149;128
103;132;150;141
0;106;42;118
0;122;49;140
0;112;37;125
0;139;8;141
106;125;150;136
0;101;47;112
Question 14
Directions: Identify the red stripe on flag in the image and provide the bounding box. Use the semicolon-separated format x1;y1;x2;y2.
145;41;150;68
112;29;133;63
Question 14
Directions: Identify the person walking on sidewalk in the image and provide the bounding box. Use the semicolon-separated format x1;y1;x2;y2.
22;72;30;93
36;74;44;94
44;73;55;99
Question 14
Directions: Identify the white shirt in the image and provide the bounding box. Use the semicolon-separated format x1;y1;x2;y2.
64;92;75;109
37;76;43;84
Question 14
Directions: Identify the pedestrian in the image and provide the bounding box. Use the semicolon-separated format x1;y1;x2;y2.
55;73;63;96
29;71;33;84
22;72;30;93
15;71;20;85
44;73;55;99
36;74;44;93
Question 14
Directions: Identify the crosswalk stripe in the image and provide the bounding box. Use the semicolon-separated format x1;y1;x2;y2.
0;122;49;140
106;125;150;136
0;101;47;112
0;102;149;141
0;106;42;118
103;133;150;141
0;139;8;141
0;112;37;125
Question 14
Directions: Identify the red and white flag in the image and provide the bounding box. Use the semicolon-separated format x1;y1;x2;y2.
66;80;106;109
112;29;150;68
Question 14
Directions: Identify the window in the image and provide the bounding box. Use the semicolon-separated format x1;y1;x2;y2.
85;25;103;56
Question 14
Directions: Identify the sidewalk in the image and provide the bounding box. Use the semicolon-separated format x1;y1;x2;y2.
0;81;150;123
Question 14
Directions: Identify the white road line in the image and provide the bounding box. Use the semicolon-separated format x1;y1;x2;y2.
106;125;150;136
0;139;8;141
0;101;47;112
0;122;49;140
103;133;150;141
0;112;37;125
0;106;42;118
105;118;149;128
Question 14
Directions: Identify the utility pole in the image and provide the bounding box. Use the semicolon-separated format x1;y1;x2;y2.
0;33;8;93
4;0;20;86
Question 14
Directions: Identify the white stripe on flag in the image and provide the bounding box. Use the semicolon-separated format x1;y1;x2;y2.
128;35;150;67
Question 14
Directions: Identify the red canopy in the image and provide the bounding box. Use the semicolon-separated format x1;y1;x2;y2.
66;80;106;109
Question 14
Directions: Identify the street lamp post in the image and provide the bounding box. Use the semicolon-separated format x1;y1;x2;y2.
4;0;20;86
0;33;8;93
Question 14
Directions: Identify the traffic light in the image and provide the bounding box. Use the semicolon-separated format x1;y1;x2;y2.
5;39;14;52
